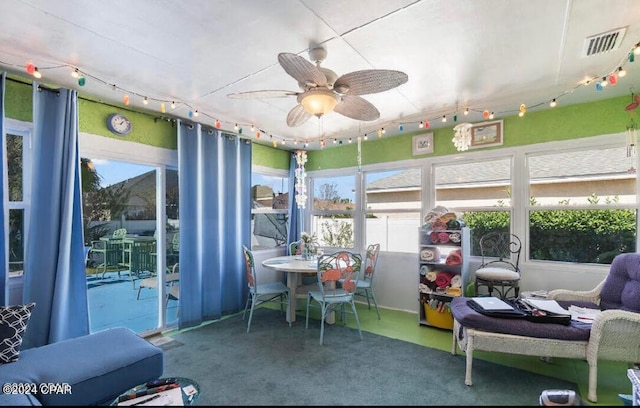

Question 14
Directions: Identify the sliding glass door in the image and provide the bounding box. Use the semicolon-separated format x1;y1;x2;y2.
82;157;175;334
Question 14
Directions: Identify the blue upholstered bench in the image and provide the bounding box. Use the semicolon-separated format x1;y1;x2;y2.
0;327;163;406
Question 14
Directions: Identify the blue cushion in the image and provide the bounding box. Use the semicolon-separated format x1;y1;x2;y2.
0;392;41;406
450;297;591;341
0;327;163;406
600;253;640;312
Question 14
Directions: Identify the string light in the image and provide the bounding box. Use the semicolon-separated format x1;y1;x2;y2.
24;61;35;75
7;40;638;149
619;66;627;77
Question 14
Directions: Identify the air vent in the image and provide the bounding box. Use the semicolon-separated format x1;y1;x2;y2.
582;27;627;57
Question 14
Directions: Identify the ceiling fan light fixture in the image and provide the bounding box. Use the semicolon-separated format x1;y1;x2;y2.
298;89;339;116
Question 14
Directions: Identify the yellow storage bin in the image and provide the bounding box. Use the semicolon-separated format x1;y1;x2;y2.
424;302;454;330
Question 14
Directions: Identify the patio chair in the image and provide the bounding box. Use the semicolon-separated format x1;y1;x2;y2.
306;250;363;345
89;228;127;279
242;246;291;333
345;243;381;319
289;240;302;255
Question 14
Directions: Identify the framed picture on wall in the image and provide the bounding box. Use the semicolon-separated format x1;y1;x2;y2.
412;132;434;156
470;120;503;149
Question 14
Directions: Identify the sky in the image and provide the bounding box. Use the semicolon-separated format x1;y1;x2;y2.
90;159;154;187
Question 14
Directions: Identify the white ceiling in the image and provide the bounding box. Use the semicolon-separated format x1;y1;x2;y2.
1;0;640;150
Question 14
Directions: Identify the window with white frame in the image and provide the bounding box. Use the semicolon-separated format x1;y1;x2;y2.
526;145;636;264
433;157;513;256
364;168;422;253
6;124;31;276
310;174;356;249
251;168;289;250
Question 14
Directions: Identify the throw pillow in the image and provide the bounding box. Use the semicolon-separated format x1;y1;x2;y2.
0;302;35;364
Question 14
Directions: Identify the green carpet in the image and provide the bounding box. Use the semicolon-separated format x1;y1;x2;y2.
161;308;578;406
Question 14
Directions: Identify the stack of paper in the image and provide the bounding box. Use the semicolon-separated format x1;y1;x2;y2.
567;305;601;323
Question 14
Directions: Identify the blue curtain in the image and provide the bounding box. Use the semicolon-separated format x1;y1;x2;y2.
22;84;88;348
177;122;251;329
287;152;301;253
0;73;7;306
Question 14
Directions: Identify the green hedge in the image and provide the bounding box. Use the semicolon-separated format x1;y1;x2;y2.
462;208;636;265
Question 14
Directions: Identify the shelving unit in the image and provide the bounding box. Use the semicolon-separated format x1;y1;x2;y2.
418;225;470;329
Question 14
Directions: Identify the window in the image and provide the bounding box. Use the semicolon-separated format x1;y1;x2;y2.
6;126;31;276
310;174;355;249
434;157;512;255
251;168;289;250
527;146;636;264
364;168;421;253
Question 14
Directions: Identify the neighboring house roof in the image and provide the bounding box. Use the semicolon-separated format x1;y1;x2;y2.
367;147;633;191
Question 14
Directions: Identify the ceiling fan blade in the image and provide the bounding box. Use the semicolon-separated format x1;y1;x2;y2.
334;95;380;121
227;90;299;99
334;70;408;96
278;52;327;88
286;104;313;127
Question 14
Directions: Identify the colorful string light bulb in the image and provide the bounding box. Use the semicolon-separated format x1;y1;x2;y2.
25;61;35;75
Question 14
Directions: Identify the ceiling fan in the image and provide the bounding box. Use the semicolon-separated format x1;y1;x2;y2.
227;46;408;127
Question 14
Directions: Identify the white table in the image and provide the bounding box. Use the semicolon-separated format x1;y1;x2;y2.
262;255;334;324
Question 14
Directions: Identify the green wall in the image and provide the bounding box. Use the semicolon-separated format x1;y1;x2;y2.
305;95;632;171
4;73;632;172
4;73;290;169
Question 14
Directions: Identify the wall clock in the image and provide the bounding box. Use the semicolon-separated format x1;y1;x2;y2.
106;113;133;136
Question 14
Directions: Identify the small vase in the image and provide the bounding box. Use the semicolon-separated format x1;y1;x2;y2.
302;244;315;260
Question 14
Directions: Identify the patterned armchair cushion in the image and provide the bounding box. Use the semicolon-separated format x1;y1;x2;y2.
0;303;35;364
600;253;640;312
